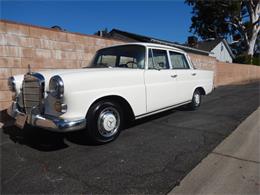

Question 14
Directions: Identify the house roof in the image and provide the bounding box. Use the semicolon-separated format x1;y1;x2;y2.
109;29;212;55
196;39;221;51
196;38;235;59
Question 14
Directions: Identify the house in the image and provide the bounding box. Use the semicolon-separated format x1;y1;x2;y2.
194;38;235;63
101;29;211;56
98;29;235;63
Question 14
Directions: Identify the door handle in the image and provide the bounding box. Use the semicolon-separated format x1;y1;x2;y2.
191;73;197;76
171;74;178;78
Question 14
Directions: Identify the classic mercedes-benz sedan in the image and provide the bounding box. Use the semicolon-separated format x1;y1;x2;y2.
7;43;214;143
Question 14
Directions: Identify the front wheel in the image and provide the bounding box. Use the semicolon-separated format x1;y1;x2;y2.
86;101;123;144
188;89;201;110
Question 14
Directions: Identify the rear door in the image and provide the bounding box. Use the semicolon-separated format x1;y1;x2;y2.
144;48;178;112
169;51;196;102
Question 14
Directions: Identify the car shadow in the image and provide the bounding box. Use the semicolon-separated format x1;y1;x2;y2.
3;124;69;151
1;109;68;151
1;106;189;151
1;109;106;151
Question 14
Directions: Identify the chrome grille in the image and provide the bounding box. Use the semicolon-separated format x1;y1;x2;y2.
22;74;44;114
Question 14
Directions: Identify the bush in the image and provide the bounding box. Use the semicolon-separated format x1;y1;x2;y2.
234;54;260;66
252;56;260;66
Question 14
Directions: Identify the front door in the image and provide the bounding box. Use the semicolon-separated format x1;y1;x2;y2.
144;48;178;112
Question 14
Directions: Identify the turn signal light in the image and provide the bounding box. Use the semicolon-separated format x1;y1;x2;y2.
54;101;67;113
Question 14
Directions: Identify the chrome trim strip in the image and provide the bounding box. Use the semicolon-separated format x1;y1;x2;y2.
135;101;191;119
31;114;86;132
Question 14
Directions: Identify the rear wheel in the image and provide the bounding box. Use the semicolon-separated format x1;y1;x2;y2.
86;101;123;144
188;89;201;110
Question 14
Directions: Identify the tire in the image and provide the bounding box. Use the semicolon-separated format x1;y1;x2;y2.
188;89;201;110
86;100;123;144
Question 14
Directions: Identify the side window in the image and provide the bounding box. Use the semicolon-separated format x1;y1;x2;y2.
169;51;190;69
148;49;169;70
119;56;138;68
97;55;117;66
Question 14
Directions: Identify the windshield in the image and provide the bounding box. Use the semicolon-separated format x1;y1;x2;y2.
90;45;145;69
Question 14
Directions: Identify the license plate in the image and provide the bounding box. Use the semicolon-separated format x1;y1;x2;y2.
15;114;27;129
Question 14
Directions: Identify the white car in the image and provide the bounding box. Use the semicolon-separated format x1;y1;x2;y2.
7;43;214;143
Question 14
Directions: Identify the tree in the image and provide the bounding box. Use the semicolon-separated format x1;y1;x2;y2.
185;0;260;63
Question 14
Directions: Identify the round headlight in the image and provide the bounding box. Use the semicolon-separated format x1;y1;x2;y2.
8;76;16;92
49;75;64;98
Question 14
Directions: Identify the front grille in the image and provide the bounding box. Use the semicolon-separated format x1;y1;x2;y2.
22;74;44;114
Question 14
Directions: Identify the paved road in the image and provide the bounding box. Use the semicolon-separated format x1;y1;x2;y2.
1;82;259;194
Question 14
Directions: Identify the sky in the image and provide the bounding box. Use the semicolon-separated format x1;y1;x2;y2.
1;0;194;43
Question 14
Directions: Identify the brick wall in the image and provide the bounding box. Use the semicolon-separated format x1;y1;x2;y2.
187;53;218;85
0;20;124;110
188;53;216;71
0;20;260;111
187;53;260;87
215;62;260;86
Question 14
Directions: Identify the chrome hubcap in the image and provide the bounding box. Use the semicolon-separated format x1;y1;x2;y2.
194;93;200;105
97;107;120;137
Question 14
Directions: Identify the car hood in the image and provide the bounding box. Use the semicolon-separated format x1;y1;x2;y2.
13;68;142;92
36;68;139;82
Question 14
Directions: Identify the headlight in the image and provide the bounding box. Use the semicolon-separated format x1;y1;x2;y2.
49;75;64;99
8;76;16;92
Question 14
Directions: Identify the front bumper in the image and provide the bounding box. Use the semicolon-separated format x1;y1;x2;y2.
7;102;86;132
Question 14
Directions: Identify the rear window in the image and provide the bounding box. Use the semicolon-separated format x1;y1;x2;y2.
169;51;190;69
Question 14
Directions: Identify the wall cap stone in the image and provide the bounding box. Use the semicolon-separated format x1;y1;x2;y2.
0;19;126;43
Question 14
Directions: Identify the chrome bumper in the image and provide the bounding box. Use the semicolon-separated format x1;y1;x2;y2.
7;102;86;132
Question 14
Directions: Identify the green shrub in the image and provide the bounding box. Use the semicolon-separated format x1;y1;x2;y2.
252;56;260;66
234;54;260;66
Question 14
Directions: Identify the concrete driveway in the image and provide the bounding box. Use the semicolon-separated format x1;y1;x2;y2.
1;82;259;194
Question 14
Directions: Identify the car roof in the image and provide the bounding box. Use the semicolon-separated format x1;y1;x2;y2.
101;42;185;53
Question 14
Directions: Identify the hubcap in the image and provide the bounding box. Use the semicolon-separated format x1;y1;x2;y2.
194;93;200;105
97;107;120;137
